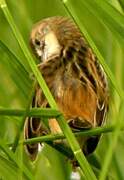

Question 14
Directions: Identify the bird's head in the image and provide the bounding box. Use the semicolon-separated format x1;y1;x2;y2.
30;16;82;62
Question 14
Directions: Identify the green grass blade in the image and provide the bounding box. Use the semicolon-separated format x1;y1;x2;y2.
18;125;122;145
84;0;124;42
118;0;124;10
0;40;31;97
0;107;61;117
112;154;124;180
0;141;33;179
12;80;36;152
0;155;20;179
99;101;124;180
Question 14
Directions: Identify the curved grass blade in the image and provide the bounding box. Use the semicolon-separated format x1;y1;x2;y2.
83;0;124;42
118;0;124;10
0;40;31;97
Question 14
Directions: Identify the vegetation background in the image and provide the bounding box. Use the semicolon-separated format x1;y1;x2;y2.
0;0;124;179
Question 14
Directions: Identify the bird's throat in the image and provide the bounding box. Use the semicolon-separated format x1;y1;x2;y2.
43;31;61;61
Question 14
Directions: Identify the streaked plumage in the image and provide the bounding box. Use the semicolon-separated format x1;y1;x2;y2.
24;16;109;161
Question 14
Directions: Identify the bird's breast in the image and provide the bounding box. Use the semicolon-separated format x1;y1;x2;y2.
50;74;97;127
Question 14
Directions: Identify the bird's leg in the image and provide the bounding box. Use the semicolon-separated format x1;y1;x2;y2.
48;118;62;134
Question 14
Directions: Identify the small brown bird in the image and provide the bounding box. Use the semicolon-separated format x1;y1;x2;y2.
24;16;109;161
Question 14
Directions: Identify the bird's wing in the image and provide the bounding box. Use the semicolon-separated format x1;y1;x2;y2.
24;85;48;161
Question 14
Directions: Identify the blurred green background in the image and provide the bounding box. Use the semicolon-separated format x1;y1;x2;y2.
0;0;124;179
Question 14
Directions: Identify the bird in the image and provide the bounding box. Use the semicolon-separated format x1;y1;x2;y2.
24;16;109;161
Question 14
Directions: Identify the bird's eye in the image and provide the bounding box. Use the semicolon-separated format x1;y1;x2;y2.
35;39;41;46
